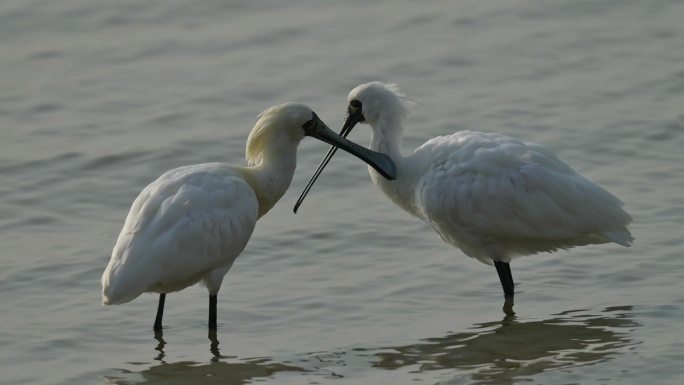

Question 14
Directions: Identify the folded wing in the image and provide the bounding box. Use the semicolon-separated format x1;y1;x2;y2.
415;132;632;263
102;163;259;304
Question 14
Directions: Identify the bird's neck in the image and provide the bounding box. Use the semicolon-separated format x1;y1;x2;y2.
368;117;420;217
241;147;297;218
369;116;404;160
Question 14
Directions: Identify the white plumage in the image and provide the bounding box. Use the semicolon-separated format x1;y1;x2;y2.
410;130;632;264
102;164;258;305
297;82;633;298
101;102;395;330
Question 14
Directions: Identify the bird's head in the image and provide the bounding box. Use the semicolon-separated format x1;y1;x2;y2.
246;103;314;164
344;82;409;131
247;102;342;165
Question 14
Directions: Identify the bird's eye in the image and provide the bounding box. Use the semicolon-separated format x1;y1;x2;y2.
349;100;362;110
302;118;314;130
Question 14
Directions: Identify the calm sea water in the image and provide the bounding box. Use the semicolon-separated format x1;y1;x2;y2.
1;0;683;384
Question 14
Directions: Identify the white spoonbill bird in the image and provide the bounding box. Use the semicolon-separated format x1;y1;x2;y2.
295;82;633;299
102;102;396;330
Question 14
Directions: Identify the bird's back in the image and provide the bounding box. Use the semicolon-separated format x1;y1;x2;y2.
408;131;632;263
102;163;259;304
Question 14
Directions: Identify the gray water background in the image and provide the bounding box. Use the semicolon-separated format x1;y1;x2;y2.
1;0;683;384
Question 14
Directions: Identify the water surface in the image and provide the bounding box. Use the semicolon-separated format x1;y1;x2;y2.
1;0;683;384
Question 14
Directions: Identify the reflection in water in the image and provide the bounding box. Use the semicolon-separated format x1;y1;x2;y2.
208;330;224;362
150;330;226;364
106;359;304;385
152;331;165;363
105;331;304;385
371;305;639;384
106;305;638;384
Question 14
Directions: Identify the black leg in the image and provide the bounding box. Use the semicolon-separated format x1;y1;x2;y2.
208;294;217;330
154;293;166;331
494;261;515;298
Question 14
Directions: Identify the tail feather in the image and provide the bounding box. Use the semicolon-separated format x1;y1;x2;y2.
603;228;634;247
101;258;150;305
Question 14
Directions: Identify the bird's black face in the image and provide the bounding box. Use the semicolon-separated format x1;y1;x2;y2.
301;112;323;136
343;100;366;138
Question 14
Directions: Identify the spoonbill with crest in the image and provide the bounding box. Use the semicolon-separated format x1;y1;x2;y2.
102;102;396;330
295;82;632;300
